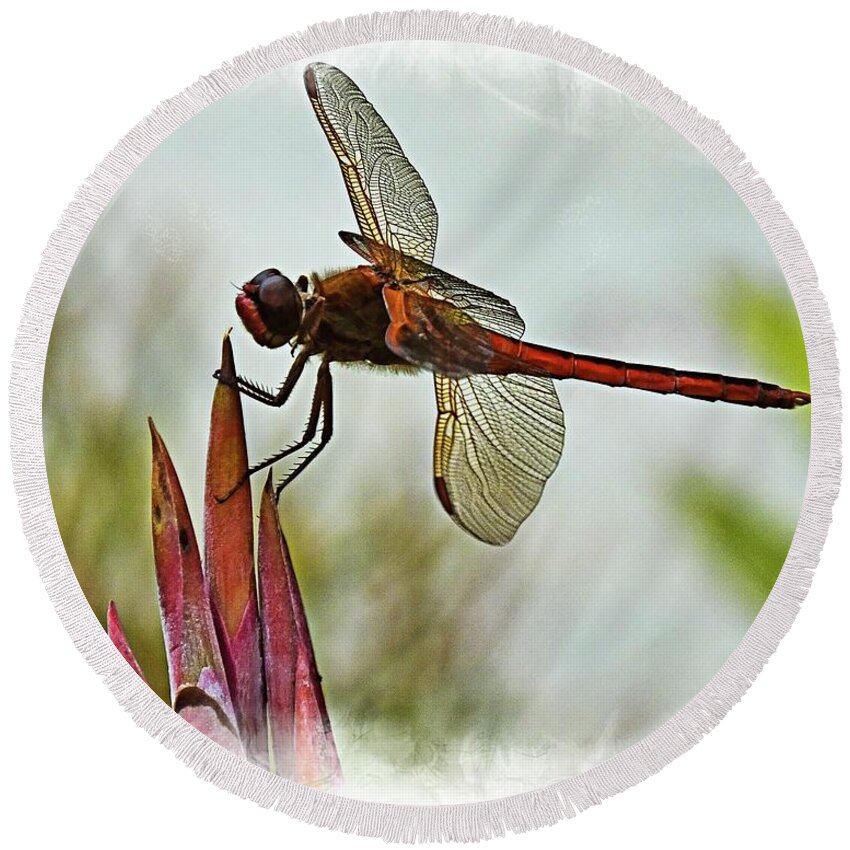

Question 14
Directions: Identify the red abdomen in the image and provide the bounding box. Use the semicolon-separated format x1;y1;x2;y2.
486;334;810;409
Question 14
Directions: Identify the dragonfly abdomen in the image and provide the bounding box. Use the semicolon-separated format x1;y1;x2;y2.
486;334;811;409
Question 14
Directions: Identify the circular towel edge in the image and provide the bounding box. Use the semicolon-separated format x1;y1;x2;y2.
8;9;842;843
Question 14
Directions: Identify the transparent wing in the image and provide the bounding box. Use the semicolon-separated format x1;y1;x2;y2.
416;267;526;339
434;372;565;545
305;63;438;264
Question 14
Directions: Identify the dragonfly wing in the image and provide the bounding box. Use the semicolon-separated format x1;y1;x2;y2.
433;372;565;545
305;63;438;264
415;267;526;338
382;282;565;544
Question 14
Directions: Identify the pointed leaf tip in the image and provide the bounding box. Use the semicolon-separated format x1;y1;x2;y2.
218;331;236;383
106;601;147;683
148;417;166;455
263;468;275;495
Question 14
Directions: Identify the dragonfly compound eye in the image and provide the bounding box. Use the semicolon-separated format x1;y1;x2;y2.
257;272;304;339
236;269;304;348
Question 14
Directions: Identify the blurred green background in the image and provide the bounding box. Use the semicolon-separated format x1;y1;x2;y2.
44;43;809;804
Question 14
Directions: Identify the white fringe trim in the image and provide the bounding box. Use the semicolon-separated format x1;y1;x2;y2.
8;10;841;843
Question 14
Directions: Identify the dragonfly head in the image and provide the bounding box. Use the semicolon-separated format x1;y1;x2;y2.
236;269;306;348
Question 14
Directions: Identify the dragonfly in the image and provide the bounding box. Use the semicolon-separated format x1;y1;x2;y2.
221;62;810;546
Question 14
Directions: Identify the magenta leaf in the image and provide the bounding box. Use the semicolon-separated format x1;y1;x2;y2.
258;473;298;778
149;417;237;740
204;333;267;767
258;473;342;787
106;600;147;683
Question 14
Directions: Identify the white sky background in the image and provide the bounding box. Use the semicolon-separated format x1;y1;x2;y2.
54;42;808;803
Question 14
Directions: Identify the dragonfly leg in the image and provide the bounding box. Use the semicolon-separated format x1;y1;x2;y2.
275;360;333;499
214;359;332;503
214;344;313;408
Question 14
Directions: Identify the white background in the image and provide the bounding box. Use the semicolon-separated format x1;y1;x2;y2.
1;1;847;846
